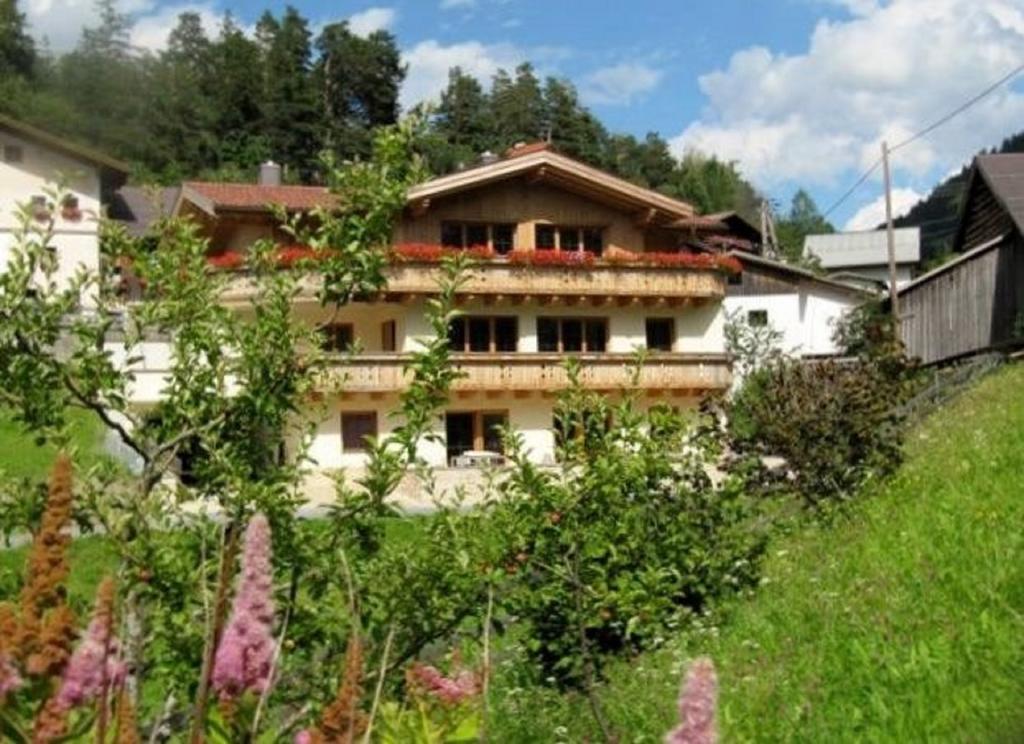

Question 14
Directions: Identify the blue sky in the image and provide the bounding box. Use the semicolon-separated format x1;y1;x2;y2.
25;0;1024;228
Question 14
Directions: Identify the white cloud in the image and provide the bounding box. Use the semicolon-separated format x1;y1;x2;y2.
579;63;663;106
348;6;397;36
131;3;221;51
843;187;922;230
672;0;1024;191
25;0;153;51
440;0;476;9
400;39;537;109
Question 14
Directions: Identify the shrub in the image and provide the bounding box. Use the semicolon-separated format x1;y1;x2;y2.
727;350;913;508
483;361;766;687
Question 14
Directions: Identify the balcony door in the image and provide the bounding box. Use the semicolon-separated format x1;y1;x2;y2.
445;410;509;464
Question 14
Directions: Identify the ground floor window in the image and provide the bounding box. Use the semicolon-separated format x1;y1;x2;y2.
445;410;508;464
341;411;377;453
645;317;675;351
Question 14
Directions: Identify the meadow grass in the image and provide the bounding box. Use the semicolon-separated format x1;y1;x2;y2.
0;408;111;480
492;362;1024;742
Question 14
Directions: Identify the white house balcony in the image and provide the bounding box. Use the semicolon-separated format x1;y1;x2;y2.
318;352;731;396
215;250;737;307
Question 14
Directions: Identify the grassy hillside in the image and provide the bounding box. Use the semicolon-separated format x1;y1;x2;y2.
0;409;111;480
494;362;1024;742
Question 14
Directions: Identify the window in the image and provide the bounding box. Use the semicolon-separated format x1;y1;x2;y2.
381;320;397;352
448;316;519;352
537;317;608;353
440;222;517;252
534;225;604;253
3;144;23;163
320;323;354;352
747;310;769;327
535;224;556;251
494;317;518;352
645;318;675;352
441;221;463;248
446;410;509;463
342;412;377;453
465;223;488;248
492;224;515;254
559;227;581;252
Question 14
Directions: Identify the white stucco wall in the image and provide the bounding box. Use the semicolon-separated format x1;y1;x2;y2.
724;287;858;358
362;297;727;355
0;130;103;304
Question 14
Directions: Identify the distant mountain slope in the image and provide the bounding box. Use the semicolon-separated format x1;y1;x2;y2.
896;130;1024;266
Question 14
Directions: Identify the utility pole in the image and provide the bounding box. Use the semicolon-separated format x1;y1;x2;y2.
760;201;768;255
880;141;900;325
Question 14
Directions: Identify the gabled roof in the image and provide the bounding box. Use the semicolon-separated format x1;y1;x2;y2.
0;113;129;182
406;142;697;220
728;249;874;297
109;186;180;237
804;228;920;268
952;154;1024;250
178;181;336;216
173;142;702;224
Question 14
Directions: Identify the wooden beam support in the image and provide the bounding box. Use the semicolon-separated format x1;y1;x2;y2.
634;207;657;227
410;198;431;218
527;166;548;185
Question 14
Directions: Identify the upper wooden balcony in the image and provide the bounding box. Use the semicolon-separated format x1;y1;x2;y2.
215;248;738;306
318;352;732;396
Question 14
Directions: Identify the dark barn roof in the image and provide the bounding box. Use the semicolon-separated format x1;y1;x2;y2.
954;154;1024;251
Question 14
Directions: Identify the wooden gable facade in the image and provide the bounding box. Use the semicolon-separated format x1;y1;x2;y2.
898;155;1024;365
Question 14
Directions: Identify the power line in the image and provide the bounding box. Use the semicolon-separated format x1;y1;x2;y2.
891;61;1024;153
821;158;882;219
819;60;1024;219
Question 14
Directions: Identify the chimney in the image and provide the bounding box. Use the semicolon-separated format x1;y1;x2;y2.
258;160;282;187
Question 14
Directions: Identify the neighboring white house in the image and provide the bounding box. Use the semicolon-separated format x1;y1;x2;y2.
0;114;128;305
804;227;920;288
726;250;872;358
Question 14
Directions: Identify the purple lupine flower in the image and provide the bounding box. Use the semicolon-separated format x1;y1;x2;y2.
212;513;276;699
665;657;718;744
0;653;23;698
57;577;125;709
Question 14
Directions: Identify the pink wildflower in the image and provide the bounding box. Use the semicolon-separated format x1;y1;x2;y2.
57;577;125;709
408;663;481;706
0;653;22;698
212;514;276;699
293;730;313;744
665;657;718;744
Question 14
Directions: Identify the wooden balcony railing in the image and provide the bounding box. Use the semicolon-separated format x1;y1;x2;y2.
221;260;726;305
318;352;732;394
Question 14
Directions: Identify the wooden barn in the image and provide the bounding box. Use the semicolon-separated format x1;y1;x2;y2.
897;154;1024;365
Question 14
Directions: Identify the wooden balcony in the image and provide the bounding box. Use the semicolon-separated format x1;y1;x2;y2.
383;261;725;302
220;260;726;305
319;352;732;395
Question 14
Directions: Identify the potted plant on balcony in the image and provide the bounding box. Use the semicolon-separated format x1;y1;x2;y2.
30;194;50;222
60;195;83;222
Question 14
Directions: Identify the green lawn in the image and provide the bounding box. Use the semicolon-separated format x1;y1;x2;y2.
0;408;111;480
493;362;1024;742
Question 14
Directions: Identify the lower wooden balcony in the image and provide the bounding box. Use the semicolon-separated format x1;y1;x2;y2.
318;352;732;395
